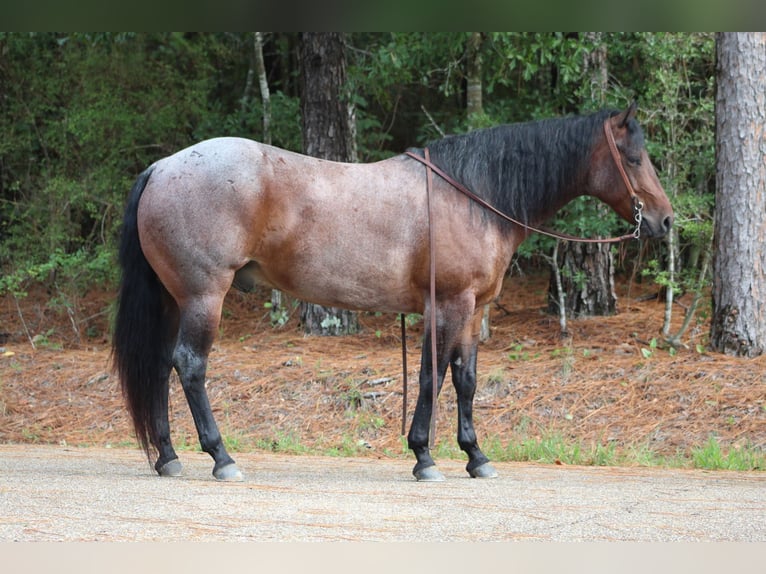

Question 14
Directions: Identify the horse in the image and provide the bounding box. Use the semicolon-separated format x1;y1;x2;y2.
112;102;673;482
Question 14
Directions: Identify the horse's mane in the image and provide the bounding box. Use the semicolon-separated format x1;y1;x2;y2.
421;109;626;230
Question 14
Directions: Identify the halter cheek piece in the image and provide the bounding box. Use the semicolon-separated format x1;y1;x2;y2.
603;116;644;239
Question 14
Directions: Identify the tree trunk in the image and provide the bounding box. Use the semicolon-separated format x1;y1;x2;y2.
466;32;484;123
251;32;284;315
254;32;271;146
547;241;617;317
583;32;608;106
464;32;493;342
710;32;766;357
547;33;616;321
297;32;359;336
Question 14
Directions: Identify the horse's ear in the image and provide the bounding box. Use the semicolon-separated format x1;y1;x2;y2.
617;101;638;128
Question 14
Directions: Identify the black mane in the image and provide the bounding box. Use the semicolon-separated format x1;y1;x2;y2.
420;109;621;230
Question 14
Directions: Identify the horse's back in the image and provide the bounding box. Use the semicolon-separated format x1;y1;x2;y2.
136;137;430;312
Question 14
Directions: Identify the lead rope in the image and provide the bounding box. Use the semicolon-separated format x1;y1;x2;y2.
400;313;407;435
400;149;438;446
424;148;439;449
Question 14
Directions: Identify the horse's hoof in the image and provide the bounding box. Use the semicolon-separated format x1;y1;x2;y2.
213;463;244;482
468;462;499;478
157;458;183;477
414;466;446;482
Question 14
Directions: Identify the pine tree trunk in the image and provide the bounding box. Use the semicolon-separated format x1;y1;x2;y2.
710;32;766;357
297;32;359;336
464;32;492;341
547;241;617;317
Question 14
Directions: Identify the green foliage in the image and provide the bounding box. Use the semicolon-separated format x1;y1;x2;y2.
263;299;293;328
0;32;719;331
1;33;222;298
622;33;716;291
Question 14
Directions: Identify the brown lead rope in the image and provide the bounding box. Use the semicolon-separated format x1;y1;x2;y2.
399;149;439;446
400;117;643;441
400;313;408;436
424;148;439;449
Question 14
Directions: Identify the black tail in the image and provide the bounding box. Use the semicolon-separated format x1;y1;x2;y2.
112;166;176;459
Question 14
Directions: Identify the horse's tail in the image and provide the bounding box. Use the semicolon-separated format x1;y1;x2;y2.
111;165;175;460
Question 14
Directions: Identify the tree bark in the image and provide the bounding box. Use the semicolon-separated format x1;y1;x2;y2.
297;32;359;336
547;241;617;317
710;32;766;357
254;32;271;146
463;32;493;342
466;32;484;123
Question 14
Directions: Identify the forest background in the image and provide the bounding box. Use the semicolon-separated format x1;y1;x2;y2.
0;32;714;330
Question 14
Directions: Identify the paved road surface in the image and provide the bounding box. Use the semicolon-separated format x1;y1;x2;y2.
1;445;764;541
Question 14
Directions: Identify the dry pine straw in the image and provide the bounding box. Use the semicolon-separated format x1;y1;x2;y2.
0;273;764;463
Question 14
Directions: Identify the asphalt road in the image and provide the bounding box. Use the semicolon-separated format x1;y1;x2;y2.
1;444;764;542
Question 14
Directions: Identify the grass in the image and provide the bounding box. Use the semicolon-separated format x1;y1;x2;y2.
237;430;764;472
477;432;763;470
691;436;765;471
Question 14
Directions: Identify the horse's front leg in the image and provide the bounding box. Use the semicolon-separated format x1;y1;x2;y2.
450;340;498;478
407;328;451;482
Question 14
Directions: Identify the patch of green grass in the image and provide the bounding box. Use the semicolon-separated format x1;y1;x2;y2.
255;431;309;455
478;431;764;471
222;431;250;452
494;432;610;465
171;432;199;452
324;436;373;457
507;343;540;362
691;436;764;471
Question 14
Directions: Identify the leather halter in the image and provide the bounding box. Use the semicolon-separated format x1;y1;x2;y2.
602;117;644;239
400;117;644;442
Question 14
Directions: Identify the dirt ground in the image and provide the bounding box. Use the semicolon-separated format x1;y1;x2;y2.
1;270;764;466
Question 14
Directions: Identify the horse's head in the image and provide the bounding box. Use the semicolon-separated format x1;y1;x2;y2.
590;102;674;239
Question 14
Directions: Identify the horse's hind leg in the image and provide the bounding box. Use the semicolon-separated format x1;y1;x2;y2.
408;328;452;482
408;296;466;481
173;293;242;481
153;366;183;477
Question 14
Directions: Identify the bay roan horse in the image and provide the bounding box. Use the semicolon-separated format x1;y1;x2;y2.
112;103;673;482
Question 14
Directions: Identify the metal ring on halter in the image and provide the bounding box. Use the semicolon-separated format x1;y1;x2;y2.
633;198;644;238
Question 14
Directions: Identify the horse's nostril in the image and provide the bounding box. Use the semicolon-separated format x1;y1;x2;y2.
663;215;674;232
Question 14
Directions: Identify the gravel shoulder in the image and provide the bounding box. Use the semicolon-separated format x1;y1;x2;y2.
1;444;764;542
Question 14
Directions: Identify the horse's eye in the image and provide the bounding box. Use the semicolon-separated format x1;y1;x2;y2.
627;156;642;167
